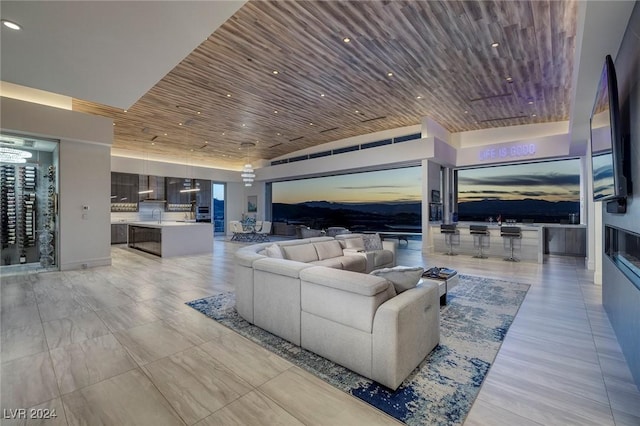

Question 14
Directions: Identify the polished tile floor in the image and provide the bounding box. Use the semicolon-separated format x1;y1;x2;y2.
1;237;639;425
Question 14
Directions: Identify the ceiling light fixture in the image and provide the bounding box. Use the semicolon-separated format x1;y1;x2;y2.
416;96;422;99
491;42;499;48
226;94;232;97
320;93;325;97
343;37;351;43
532;114;537;117
138;189;153;194
528;100;534;105
506;77;513;82
0;147;32;163
240;142;256;187
1;19;21;30
272;70;279;75
387;72;393;77
274;110;278;114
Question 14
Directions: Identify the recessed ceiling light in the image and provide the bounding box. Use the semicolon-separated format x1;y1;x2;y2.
113;123;116;126
532;114;537;117
528;100;534;105
272;70;279;75
190;149;194;152
464;110;468;114
355;110;359;113
151;142;155;146
197;111;201;115
178;122;183;126
343;37;351;43
226;94;232;97
205;141;208;144
416;96;422;99
222;132;226;135
491;42;499;48
309;122;314;126
387;72;393;77
242;123;246;127
123;109;127;113
277;132;281;136
274;110;278;114
320;93;325;97
506;77;513;82
1;20;21;30
164;133;168;136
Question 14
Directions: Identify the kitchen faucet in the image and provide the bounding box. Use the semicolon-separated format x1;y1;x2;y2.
152;208;163;224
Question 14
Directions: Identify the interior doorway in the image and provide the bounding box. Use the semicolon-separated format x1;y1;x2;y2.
212;183;225;234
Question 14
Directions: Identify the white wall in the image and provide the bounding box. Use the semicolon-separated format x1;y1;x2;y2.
59;141;112;269
1;97;113;270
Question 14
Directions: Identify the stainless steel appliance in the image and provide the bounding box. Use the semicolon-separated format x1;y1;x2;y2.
196;205;211;222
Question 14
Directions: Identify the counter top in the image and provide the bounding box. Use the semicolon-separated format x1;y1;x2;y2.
128;221;212;229
429;222;586;230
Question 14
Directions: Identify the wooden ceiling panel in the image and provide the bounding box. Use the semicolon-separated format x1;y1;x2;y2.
72;0;578;169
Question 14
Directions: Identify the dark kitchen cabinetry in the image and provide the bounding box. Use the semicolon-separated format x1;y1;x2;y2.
138;175;165;201
111;172;138;211
111;223;127;244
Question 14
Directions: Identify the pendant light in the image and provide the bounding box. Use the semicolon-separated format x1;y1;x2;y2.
240;142;256;187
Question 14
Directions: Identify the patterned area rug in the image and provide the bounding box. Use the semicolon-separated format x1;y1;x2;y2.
186;275;529;425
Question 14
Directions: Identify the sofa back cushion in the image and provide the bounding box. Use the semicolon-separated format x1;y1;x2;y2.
265;244;284;258
341;236;365;250
281;243;319;263
313;240;344;260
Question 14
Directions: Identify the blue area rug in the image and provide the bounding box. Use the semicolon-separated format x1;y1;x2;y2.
186;274;529;425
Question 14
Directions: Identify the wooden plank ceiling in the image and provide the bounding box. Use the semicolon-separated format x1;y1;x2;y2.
73;0;578;170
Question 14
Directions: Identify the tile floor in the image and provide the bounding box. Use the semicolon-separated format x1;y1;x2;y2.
1;237;639;425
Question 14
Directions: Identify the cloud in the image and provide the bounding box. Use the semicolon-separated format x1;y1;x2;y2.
337;185;407;190
459;173;580;187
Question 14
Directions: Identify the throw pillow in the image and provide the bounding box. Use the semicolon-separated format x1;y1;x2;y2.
362;233;383;251
265;244;283;259
370;266;424;293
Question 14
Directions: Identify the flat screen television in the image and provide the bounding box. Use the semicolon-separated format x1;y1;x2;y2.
590;55;628;202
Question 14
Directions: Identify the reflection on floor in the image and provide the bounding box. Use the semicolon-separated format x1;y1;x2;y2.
1;237;639;425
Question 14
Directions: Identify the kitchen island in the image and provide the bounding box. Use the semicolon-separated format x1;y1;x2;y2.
127;221;213;257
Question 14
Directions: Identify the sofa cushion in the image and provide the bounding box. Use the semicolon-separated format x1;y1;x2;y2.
311;258;343;269
313;240;344;260
253;257;313;278
281;244;319;263
342;236;365;250
362;233;383;251
372;250;394;267
340;255;367;272
370;266;424;293
265;244;284;258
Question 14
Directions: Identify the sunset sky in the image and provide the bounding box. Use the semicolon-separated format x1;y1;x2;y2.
457;159;581;203
273;166;422;204
272;159;581;205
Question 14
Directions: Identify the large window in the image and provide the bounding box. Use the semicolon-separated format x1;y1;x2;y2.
456;159;580;223
272;166;422;231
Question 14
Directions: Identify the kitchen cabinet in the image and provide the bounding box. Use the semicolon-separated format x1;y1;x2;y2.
111;223;127;244
111;172;139;210
544;226;586;256
138;175;165;201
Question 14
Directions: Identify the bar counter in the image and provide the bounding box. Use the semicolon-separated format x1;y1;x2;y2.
429;222;587;263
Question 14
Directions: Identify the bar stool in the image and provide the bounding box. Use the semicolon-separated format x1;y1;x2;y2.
470;225;490;258
500;226;522;262
440;224;459;256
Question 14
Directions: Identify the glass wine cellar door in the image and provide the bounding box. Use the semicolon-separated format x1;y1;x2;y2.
1;133;59;272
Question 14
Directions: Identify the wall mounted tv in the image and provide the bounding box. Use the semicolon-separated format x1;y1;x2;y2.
590;54;629;210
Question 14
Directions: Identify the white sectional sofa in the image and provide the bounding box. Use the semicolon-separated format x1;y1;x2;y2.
234;236;440;390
